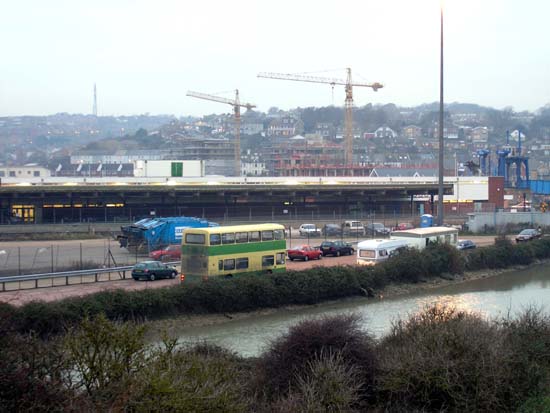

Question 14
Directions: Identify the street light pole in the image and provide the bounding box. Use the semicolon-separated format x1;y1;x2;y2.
437;2;445;226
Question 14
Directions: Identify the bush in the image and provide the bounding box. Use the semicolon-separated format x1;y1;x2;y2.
270;351;362;413
376;305;515;412
499;307;550;406
124;342;251;412
256;314;377;403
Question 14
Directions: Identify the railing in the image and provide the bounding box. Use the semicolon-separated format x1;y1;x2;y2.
0;262;179;292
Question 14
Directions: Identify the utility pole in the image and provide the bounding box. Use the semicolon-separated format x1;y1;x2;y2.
437;4;445;226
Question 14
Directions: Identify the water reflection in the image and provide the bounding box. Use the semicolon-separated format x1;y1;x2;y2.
172;264;550;357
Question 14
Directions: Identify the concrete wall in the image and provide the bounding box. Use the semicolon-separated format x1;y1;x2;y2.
466;212;550;233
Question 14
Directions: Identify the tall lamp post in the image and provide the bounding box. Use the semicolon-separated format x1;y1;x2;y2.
437;1;445;226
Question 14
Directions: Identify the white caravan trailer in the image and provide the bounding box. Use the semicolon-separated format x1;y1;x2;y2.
390;227;459;250
356;238;411;266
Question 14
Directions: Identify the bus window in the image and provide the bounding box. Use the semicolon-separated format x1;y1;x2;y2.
276;252;285;265
236;232;248;243
261;230;274;241
274;229;285;240
218;260;223;270
223;259;235;270
210;234;221;245
222;233;235;244
249;231;260;242
262;255;274;267
236;257;249;269
185;233;205;244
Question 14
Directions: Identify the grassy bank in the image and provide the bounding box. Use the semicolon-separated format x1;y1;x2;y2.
2;307;550;412
4;237;550;338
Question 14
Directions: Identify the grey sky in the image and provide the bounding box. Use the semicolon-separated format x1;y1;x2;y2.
1;0;549;117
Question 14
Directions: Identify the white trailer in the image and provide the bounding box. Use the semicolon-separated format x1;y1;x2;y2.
356;238;411;266
390;227;459;250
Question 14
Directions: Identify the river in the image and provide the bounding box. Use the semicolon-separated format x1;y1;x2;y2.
171;263;550;357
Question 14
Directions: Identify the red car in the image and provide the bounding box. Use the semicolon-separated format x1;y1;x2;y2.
287;245;322;261
148;245;181;261
393;222;415;231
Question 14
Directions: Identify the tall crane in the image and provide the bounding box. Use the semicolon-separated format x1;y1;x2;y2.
186;90;256;176
258;68;382;167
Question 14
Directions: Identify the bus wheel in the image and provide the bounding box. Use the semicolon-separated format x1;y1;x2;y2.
266;269;273;275
225;274;233;279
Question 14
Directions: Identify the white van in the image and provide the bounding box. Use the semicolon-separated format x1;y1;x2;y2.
343;220;365;236
356;239;410;266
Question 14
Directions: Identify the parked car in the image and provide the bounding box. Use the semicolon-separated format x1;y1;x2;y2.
392;222;414;231
366;222;391;237
132;261;178;281
342;220;366;236
515;229;541;243
322;224;343;237
299;223;321;237
148;244;181;261
456;239;476;250
320;240;355;257
287;245;322;261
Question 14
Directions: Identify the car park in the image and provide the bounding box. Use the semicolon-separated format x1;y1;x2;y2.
131;260;178;281
299;223;321;237
515;229;541;243
287;244;322;261
456;239;476;250
365;222;391;237
322;223;343;237
148;245;181;261
320;240;355;257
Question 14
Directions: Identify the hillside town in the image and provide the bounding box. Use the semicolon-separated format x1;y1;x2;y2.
1;102;550;180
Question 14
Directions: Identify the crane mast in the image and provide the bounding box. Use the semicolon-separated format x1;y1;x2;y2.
186;89;256;177
258;68;382;168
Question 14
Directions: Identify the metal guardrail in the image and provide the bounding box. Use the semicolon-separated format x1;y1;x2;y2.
0;261;179;292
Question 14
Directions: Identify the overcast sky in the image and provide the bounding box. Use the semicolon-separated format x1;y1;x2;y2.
1;0;549;117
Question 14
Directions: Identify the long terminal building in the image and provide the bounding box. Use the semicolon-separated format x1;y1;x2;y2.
0;176;504;225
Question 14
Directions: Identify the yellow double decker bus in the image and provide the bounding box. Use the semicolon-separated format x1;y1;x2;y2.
181;223;287;280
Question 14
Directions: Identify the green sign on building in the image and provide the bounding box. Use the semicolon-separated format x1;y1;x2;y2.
171;162;183;177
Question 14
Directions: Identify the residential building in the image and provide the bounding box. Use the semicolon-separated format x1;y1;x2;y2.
402;125;422;139
267;116;304;137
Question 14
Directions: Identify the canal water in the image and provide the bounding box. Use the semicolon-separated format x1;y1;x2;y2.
173;264;550;357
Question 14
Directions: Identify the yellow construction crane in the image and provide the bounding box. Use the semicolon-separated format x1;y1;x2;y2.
258;68;382;167
186;90;256;176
